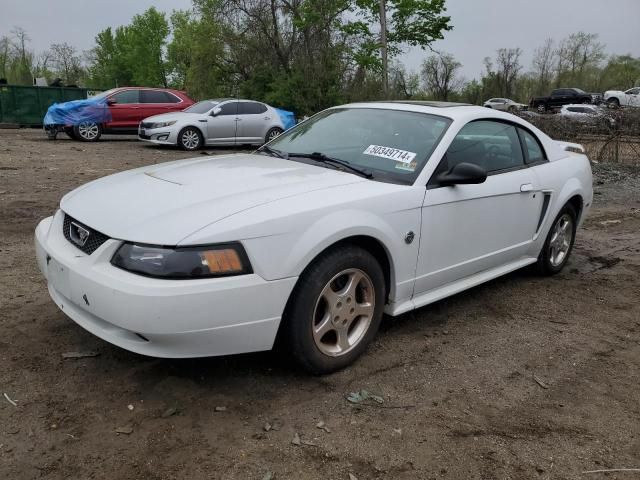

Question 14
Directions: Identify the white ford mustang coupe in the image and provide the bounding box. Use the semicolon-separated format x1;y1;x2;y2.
35;101;593;373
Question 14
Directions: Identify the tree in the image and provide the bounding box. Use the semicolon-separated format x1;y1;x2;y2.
600;55;640;90
11;27;34;84
555;32;605;89
532;38;555;95
346;0;452;71
495;47;522;98
128;8;170;86
49;43;85;85
420;51;462;101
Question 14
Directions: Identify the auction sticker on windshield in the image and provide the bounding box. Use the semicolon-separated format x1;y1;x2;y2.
363;145;416;164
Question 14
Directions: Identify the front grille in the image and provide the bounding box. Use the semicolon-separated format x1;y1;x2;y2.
63;214;110;255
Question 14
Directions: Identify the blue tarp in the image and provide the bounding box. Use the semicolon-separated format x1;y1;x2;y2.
275;108;296;130
43;97;111;126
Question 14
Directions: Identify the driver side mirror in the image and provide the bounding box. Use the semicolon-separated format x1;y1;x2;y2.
210;107;221;117
436;162;487;187
106;98;117;105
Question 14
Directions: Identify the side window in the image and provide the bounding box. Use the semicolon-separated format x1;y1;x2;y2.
141;90;180;103
439;120;524;175
238;102;268;114
519;128;547;164
628;88;639;95
111;90;139;104
217;102;238;116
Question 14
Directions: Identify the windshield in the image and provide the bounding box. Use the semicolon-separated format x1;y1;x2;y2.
184;100;221;114
265;108;451;184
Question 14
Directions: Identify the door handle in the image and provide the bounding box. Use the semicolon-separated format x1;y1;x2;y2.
264;117;271;120
520;183;533;192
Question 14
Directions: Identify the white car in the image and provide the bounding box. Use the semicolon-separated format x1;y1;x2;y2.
559;104;615;127
604;87;640;108
139;99;289;150
35;102;593;373
483;98;527;112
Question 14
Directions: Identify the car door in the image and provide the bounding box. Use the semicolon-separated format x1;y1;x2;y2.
235;101;271;144
625;88;640;106
206;101;239;144
139;90;183;121
106;89;140;129
414;120;543;295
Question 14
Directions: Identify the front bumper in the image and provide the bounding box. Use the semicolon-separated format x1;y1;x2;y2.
35;211;297;358
138;126;178;145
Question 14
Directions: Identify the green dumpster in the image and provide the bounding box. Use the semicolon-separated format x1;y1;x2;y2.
0;85;88;126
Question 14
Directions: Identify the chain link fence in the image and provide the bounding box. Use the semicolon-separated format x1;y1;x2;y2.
516;109;640;165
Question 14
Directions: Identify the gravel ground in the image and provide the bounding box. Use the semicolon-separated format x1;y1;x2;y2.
1;129;639;480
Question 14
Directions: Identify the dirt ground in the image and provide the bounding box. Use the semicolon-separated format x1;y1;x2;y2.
1;129;639;480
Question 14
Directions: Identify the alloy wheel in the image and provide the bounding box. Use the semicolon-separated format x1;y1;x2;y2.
181;130;200;150
548;213;573;267
312;268;375;357
78;122;99;140
268;129;282;141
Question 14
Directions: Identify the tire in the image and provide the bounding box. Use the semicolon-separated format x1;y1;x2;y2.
178;127;203;151
281;245;386;374
535;203;577;275
73;121;101;142
264;127;283;144
508;105;516;113
581;99;591;105
537;103;547;113
607;98;620;109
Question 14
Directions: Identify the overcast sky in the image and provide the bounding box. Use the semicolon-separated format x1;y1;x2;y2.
2;0;639;79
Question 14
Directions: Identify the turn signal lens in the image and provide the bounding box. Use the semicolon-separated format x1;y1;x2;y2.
201;249;243;274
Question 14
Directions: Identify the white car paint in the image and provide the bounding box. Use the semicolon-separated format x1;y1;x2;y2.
483;98;527;112
559;104;615;127
604;87;640;107
35;102;593;359
138;99;287;147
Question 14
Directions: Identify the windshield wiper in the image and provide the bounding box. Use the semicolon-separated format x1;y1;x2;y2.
257;145;287;159
287;152;373;179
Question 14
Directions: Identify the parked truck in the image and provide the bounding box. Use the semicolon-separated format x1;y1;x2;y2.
529;88;601;112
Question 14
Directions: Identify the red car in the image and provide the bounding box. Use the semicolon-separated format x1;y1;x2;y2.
44;87;195;142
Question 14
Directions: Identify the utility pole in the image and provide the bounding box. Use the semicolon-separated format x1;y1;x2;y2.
379;0;388;99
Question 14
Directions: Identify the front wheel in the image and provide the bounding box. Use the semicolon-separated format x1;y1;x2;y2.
607;98;620;109
264;127;283;143
178;127;203;151
73;121;101;142
282;245;385;374
535;203;577;275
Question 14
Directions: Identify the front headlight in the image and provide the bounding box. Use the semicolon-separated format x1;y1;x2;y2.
111;242;252;279
149;121;176;129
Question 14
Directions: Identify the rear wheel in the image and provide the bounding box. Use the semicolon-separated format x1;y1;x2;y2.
178;127;203;151
282;245;385;374
535;203;577;275
265;127;283;143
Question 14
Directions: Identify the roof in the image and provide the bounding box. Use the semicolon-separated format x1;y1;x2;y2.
378;100;473;108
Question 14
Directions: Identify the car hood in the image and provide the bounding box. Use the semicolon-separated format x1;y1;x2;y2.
60;153;366;245
142;112;204;123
